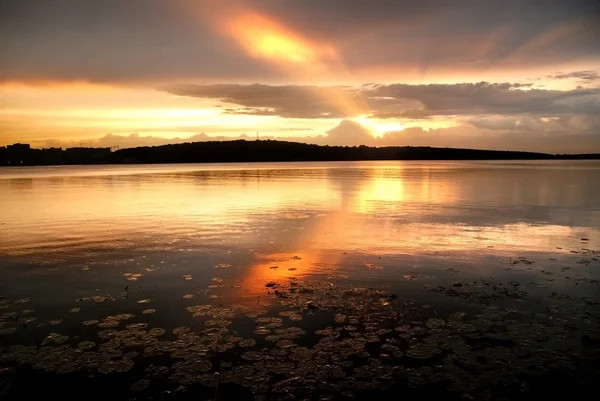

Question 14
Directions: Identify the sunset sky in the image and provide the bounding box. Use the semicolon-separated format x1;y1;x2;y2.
1;0;599;153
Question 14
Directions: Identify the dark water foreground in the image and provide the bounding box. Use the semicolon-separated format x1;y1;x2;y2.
1;249;599;401
1;161;600;400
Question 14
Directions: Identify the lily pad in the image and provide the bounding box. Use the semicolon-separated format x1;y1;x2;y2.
131;379;150;392
426;318;445;329
43;332;69;345
335;314;347;323
239;338;256;348
145;365;170;376
78;341;96;350
126;323;148;330
97;321;120;328
241;351;265;361
148;328;166;337
13;298;30;304
173;326;191;336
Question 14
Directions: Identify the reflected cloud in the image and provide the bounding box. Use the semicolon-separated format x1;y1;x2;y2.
230;162;599;297
1;163;598;285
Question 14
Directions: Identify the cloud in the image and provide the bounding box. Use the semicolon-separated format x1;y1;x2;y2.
324;120;374;146
2;1;598;154
549;71;600;82
466;114;600;133
41;133;245;150
163;82;600;120
165;84;367;118
6;78;598;153
369;82;600;118
0;1;276;83
1;0;599;84
32;113;600;154
466;117;522;131
376;126;600;154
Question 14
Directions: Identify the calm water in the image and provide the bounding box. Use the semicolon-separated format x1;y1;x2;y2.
1;161;599;296
1;161;599;400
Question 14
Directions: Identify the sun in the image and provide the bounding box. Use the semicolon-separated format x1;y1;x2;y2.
351;115;404;136
374;121;405;134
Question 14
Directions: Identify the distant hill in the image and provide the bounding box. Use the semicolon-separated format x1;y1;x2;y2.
1;140;599;166
108;140;597;164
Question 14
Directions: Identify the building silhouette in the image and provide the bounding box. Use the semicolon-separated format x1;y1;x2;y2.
3;143;31;165
0;143;110;166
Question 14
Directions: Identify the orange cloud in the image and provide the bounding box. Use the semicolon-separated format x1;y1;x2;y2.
227;12;332;67
205;5;369;117
217;5;342;75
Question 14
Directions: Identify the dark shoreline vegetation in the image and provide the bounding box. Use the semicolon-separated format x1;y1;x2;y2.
1;139;599;166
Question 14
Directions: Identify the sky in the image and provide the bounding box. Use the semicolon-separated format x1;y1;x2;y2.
1;0;600;153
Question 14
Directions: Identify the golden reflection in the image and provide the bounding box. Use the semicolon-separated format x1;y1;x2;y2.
239;212;349;297
245;252;316;282
356;176;406;208
352;167;459;213
1;163;598;294
234;163;598;297
239;167;454;295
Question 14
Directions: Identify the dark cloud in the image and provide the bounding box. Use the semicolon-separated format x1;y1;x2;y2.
376;127;600;154
163;82;600;120
166;84;366;118
367;82;600;118
371;110;434;120
1;0;598;83
258;0;600;71
549;71;600;82
0;0;276;83
465;114;600;134
466;117;523;131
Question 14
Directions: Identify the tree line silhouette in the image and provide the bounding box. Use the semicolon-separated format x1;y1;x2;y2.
1;140;598;166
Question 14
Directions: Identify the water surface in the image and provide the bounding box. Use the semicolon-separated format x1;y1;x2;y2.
1;161;599;400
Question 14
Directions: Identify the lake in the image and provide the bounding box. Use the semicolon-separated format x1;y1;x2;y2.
1;161;599;400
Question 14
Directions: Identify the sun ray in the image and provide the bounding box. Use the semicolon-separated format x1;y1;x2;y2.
212;7;370;119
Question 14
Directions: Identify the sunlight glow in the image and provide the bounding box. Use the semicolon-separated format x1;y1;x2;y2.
226;12;336;68
220;8;369;119
374;122;405;134
350;115;405;135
